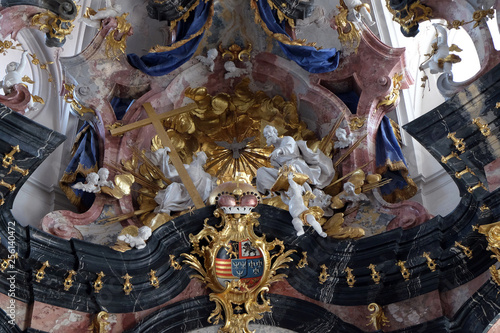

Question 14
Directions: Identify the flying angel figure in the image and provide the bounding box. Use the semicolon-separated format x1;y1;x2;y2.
72;172;101;193
195;48;218;72
224;61;249;79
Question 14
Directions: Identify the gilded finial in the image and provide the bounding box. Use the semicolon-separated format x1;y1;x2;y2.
0;253;18;273
296;252;308;269
368;264;381;284
35;261;50;283
345;267;356;287
93;271;105;293
122;273;133;295
396;261;410;281
472;117;491;137
422;252;437;272
63;270;76;291
149;269;160;288
447;132;465;153
2;145;20;168
454;241;473;259
318;264;330;284
441;151;461;164
88;311;111;333
169;254;182;270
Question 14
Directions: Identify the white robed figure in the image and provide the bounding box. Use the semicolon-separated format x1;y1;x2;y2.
256;125;334;194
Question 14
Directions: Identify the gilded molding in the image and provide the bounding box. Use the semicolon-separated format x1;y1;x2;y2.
366;303;390;330
454;241;473;259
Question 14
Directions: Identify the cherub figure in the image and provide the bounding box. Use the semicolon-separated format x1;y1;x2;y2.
282;173;327;238
342;0;375;26
0;50;28;95
331;181;369;209
334;127;354;149
117;226;152;250
196;48;218;72
81;0;122;29
224;61;249;79
97;168;114;188
72;172;101;193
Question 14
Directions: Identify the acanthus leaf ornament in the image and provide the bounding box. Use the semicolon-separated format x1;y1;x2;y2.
181;181;295;332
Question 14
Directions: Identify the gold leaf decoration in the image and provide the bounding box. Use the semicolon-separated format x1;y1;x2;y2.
22;76;35;84
32;95;45;104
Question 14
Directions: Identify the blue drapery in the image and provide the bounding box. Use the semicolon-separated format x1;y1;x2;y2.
110;97;134;120
127;0;212;76
256;0;339;73
376;116;416;202
59;123;99;211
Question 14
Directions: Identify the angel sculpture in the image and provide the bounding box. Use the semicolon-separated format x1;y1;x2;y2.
282;173;327;238
420;24;461;76
224;61;249;79
331;181;369;210
196;48;218;72
81;0;122;29
342;0;375;26
117;226;152;250
97;168;114;188
72;168;115;193
334;127;354;149
0;50;28;95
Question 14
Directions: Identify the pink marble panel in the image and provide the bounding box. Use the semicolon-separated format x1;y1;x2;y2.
0;293;28;330
30;301;91;333
485;158;500;192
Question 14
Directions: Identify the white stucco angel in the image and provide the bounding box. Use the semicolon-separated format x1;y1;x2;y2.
117;226;152;250
224;61;249;79
342;0;375;26
282;173;327;238
0;50;28;95
256;125;334;194
81;0;122;29
420;24;461;76
72;172;101;193
196;48;218;72
334;127;354;149
97;168;114;188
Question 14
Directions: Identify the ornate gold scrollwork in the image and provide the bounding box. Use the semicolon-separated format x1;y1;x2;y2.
149;269;160;288
218;43;252;62
422;252;437;272
64;83;95;117
454;241;473;259
105;13;133;60
467;182;487;194
349;117;366;131
385;0;432;34
366;303;390;330
31;7;80;43
345;267;356;288
88;311;111;333
455;166;475;179
0;39;22;56
296;251;308;269
122;273;133;295
447;132;465;153
181;201;295;332
93;272;106;293
64;270;76;291
8;165;29;176
335;5;360;50
0;253;18;273
472;117;491;137
448;9;494;29
480;204;490;212
169;254;182;270
441;151;461;164
35;261;50;283
477;222;500;286
396;260;410;281
376;73;403;110
0;180;15;192
318;264;330;284
368;264;381;284
2;145;20;168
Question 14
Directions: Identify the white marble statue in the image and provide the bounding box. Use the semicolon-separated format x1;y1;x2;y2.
334;127;354;149
81;0;122;29
153;151;216;215
0;50;28;95
148;147;179;181
420;24;455;76
196;48;218;72
224;61;249;79
309;188;334;217
344;0;375;26
339;181;368;203
118;226;152;250
72;168;115;193
256;125;334;194
282;173;327;237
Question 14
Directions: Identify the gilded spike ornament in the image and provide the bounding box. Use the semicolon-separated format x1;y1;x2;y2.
181;181;295;333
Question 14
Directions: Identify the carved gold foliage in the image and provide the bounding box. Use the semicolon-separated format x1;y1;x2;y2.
349;116;366;131
219;43;252;62
28;53;54;83
22;76;35;84
31;7;79;43
63;83;95;117
105;13;133;60
366;303;390;330
335;5;360;51
296;251;308;269
181;209;295;332
377;73;403;110
385;0;432;33
31;95;45;104
0;40;22;55
448;9;495;29
88;311;111;333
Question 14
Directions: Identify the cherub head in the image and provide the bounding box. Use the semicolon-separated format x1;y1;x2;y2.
86;172;99;185
6;62;18;73
97;168;110;181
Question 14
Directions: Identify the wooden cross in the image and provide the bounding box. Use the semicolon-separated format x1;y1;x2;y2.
110;102;205;209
